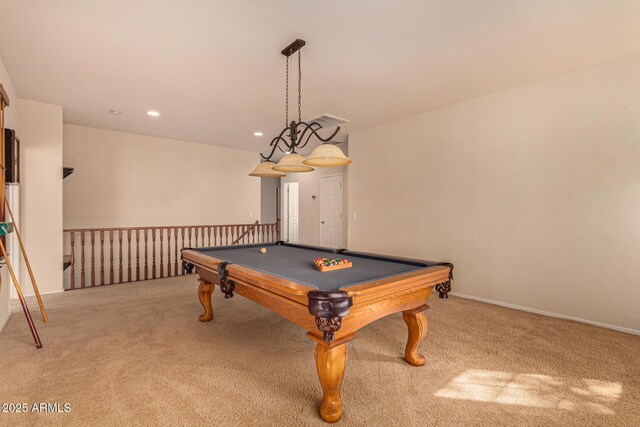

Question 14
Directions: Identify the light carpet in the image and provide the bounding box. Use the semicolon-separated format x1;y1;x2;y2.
0;276;638;426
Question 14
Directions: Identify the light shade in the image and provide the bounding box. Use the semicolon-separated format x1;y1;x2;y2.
273;153;315;173
249;161;286;177
303;144;352;167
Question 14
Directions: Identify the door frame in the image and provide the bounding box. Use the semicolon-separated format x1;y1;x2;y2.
319;173;344;248
282;181;299;243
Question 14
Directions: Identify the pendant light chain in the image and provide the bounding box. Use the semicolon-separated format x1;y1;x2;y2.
298;49;302;123
285;54;289;127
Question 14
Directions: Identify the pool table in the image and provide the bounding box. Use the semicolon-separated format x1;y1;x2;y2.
181;242;453;423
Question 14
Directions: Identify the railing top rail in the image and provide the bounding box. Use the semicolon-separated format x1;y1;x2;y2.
64;221;278;233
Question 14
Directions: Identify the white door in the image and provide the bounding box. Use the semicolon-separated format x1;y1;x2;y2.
320;174;343;248
285;182;299;243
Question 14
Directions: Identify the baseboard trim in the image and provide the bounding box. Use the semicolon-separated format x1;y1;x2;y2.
449;291;640;336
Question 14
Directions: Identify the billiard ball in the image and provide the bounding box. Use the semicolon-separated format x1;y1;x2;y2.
260;247;267;254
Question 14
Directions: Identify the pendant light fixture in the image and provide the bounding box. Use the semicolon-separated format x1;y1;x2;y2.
272;153;314;173
303;143;352;167
249;39;351;177
249;161;286;177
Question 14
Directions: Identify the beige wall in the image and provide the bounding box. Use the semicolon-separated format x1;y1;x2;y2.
349;53;640;333
18;100;64;296
281;162;348;247
63;125;261;228
0;55;19;330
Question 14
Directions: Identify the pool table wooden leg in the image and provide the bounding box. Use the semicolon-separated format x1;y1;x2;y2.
314;340;348;423
403;305;428;366
197;280;214;322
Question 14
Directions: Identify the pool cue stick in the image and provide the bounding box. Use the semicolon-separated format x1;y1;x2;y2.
0;87;7;295
0;238;42;348
4;198;48;323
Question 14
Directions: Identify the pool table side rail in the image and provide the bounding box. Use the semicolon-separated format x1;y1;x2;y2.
182;248;451;306
347;266;450;305
181;249;313;302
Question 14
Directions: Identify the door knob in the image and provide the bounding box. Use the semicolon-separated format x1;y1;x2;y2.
321;221;325;224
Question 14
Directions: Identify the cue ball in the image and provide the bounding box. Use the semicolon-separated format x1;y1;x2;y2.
260;247;267;254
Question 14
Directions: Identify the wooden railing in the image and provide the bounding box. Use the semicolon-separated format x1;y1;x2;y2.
63;221;280;290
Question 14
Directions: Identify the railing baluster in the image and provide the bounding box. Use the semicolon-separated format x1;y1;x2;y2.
159;228;164;279
207;227;211;246
181;227;186;273
136;229;140;281
80;231;86;288
118;230;123;283
174;228;178;275
100;231;105;286
152;228;157;280
109;230;114;285
167;228;172;277
90;231;95;287
127;229;132;282
144;229;149;280
70;232;76;290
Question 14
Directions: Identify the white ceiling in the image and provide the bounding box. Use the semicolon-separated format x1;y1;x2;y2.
1;0;640;154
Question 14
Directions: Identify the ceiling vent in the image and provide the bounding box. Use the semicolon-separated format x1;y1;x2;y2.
310;114;350;128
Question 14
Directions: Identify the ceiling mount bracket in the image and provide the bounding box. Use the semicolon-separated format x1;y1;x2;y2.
281;39;306;57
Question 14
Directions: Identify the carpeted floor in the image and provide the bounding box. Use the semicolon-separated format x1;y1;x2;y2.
0;276;638;427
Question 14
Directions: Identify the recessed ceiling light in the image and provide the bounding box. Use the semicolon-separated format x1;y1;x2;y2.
254;132;263;136
147;111;160;117
110;109;122;115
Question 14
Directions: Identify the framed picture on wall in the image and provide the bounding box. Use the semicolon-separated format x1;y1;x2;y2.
4;128;20;183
